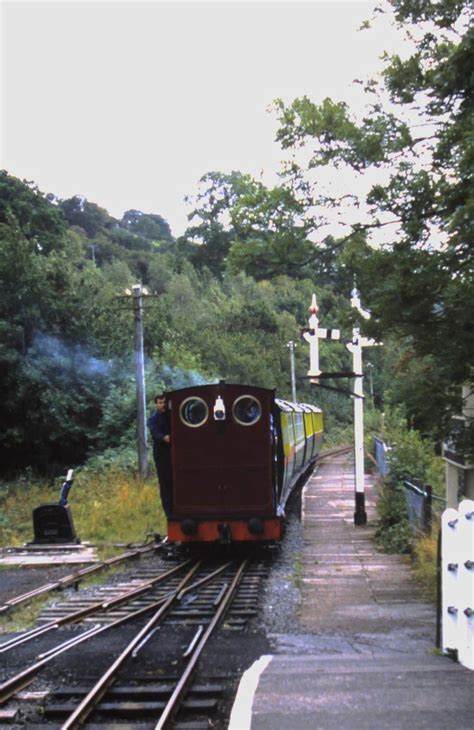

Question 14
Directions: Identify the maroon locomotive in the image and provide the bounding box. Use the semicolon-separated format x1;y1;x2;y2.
165;383;322;543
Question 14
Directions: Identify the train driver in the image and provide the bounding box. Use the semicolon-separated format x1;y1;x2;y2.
148;393;172;518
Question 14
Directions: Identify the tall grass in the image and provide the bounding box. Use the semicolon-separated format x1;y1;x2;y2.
0;467;166;548
412;528;440;602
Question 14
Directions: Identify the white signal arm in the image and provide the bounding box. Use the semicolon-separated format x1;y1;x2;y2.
302;294;340;379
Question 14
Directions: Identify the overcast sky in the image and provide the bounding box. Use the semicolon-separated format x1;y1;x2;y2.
1;1;404;237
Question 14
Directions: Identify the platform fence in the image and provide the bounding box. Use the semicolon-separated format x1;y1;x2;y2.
373;437;446;534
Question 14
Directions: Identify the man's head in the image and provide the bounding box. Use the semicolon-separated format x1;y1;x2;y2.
154;394;167;413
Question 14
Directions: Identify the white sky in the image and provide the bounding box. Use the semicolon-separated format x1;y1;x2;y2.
1;0;405;237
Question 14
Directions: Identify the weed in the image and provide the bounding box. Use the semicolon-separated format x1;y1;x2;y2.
292;554;303;590
412;528;439;601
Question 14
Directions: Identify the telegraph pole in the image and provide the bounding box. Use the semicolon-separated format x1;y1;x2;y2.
287;340;297;402
131;284;148;478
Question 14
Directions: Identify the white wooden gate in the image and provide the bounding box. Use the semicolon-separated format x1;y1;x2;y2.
442;499;474;669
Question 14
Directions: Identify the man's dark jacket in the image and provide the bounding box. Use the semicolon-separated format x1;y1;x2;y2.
148;409;172;517
148;410;171;452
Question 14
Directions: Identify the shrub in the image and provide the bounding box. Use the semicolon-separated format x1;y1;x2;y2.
373;407;444;558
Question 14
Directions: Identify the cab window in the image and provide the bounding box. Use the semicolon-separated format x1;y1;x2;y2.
180;397;208;427
233;396;262;426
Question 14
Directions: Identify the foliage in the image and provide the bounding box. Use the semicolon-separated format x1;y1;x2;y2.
383;406;445;496
59;196;114;237
374;406;445;554
225;0;473;448
120;209;173;242
0;164;362;473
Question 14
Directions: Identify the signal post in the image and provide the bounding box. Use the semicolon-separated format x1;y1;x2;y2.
347;288;381;525
302;290;381;526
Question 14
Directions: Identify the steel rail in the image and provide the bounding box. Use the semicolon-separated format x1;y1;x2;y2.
0;561;195;706
0;559;191;655
0;541;164;615
317;445;352;462
0;594;167;705
60;561;202;730
155;557;250;730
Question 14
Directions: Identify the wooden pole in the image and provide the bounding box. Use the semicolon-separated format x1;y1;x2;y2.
132;284;148;478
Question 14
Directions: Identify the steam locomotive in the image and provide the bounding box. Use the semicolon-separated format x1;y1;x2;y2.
164;383;322;543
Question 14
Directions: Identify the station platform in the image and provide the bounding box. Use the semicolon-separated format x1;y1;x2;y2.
229;452;473;729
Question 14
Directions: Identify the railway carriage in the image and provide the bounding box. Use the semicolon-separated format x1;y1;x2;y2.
165;383;322;544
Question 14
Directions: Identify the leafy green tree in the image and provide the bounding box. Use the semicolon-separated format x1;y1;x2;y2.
121;210;173;242
0;170;67;254
245;0;473;441
59;196;115;237
182;171;259;277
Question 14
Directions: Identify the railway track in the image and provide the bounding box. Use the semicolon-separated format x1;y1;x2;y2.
0;450;352;727
0;539;169;616
0;555;269;728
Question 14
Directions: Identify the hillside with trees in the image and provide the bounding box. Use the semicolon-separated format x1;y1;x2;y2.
0;0;471;477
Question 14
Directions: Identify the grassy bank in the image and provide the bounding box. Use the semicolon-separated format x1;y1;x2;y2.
0;467;166;550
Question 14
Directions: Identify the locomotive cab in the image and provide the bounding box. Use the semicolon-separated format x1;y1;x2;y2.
166;383;280;543
163;383;322;544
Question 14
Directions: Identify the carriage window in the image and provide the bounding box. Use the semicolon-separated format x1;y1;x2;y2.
233;396;262;426
180;397;208;427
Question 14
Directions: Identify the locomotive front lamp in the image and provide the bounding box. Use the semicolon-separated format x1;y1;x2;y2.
213;395;226;421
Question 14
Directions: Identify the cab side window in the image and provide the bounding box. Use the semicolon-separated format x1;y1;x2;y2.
233;396;261;426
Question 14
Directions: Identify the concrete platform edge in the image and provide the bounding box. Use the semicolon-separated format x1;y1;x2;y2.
228;655;273;730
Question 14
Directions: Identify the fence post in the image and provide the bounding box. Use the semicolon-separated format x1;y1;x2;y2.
436;524;442;648
424;485;433;534
442;507;462;655
458;501;474;671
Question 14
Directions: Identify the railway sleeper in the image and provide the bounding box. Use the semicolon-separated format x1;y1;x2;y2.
49;683;224;699
43;698;218;717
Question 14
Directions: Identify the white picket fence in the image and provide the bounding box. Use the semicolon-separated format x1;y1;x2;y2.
442;499;474;670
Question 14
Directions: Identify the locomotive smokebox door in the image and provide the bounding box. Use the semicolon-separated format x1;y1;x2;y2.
32;503;79;544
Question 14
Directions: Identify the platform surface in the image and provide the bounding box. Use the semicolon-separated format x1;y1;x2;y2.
230;453;474;729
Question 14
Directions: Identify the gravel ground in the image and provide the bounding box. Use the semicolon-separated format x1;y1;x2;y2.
0;566;74;605
258;510;304;636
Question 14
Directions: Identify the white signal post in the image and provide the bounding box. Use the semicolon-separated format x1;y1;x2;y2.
302;294;340;380
346;288;381;525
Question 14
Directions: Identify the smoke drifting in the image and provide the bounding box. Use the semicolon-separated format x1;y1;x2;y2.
29;333;113;379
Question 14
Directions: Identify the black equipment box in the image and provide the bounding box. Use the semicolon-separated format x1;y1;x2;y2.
32;503;80;544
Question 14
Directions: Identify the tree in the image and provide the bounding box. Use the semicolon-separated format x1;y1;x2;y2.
244;0;473;441
0;170;67;254
121;210;173;242
182;171;258;278
59;196;115;237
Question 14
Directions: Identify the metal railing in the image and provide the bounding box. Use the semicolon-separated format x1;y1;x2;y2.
373;436;390;476
373;436;446;534
403;479;446;535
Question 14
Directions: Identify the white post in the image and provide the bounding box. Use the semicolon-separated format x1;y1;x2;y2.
351;328;366;524
347;288;381;526
346;327;367;525
287;340;297;403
